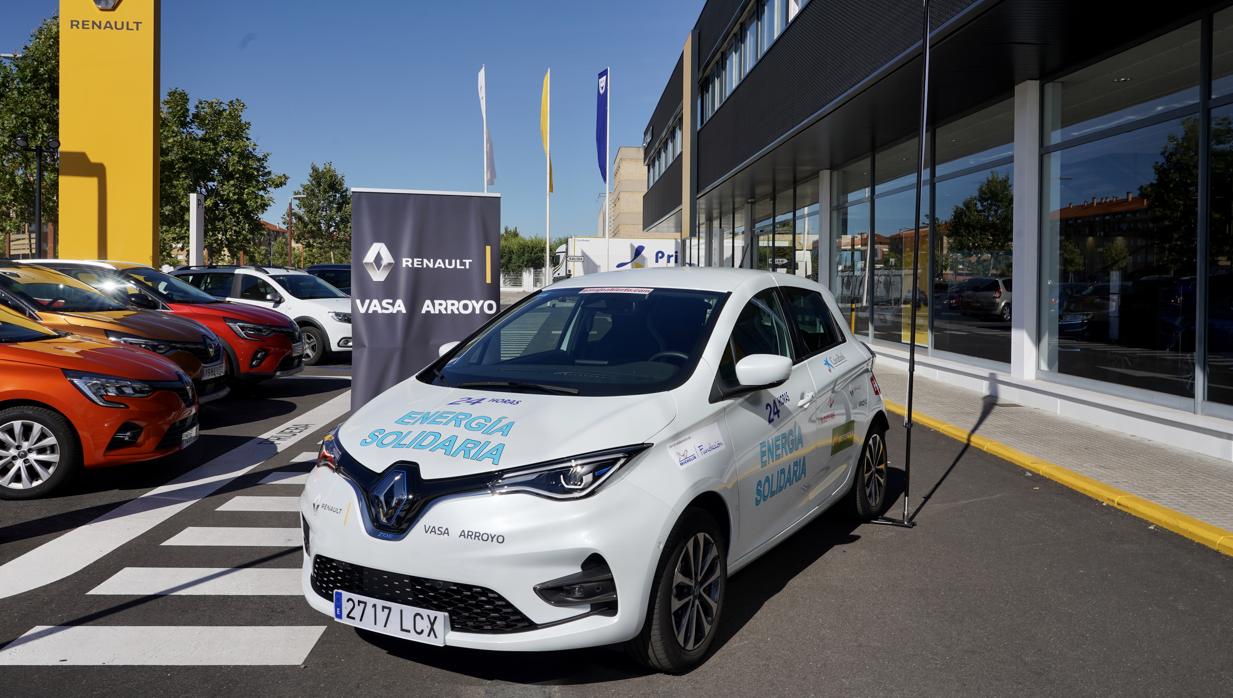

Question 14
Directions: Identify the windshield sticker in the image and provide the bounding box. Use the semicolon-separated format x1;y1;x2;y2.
829;420;856;454
578;286;653;295
669;423;726;468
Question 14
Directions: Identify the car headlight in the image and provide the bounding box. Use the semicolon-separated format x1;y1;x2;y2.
105;331;173;354
490;445;650;500
225;318;277;340
316;427;342;471
63;369;153;408
330;312;351;324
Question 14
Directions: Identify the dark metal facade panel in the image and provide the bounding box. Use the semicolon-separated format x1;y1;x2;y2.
643;157;683;230
646;55;685;161
696;0;747;67
696;0;983;190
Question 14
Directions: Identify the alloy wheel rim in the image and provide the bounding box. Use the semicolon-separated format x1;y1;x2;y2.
862;432;887;508
670;531;722;652
304;333;319;362
0;420;61;490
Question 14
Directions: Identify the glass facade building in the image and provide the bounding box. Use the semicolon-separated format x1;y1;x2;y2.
643;0;1233;458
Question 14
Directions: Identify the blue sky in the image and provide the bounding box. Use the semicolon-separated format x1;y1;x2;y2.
2;0;701;239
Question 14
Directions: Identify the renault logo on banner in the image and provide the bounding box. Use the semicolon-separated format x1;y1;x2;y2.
363;242;395;282
94;0;122;10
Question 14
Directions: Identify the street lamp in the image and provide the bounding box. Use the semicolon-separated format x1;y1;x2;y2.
14;134;60;258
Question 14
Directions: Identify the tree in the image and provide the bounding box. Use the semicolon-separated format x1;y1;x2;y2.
159;88;287;264
0;18;58;247
945;171;1013;263
285;162;350;265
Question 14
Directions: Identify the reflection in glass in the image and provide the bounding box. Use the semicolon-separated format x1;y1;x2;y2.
1206;104;1233;404
832;202;870;336
933;165;1014;362
1041;118;1197;397
872;186;929;345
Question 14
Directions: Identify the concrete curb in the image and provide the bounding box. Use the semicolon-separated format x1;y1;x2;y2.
884;399;1233;558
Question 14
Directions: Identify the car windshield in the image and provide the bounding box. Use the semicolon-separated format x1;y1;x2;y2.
125;267;220;304
0;266;127;313
0;307;56;343
424;287;727;397
276;274;347;299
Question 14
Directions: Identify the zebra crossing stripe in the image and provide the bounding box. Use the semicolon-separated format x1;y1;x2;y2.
162;527;302;548
257;471;308;486
88;567;301;596
217;496;301;512
290;450;319;464
0;626;326;665
0;392;349;601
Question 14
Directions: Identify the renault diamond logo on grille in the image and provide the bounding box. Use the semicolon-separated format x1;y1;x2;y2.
94;0;122;10
363;242;395;282
372;468;410;526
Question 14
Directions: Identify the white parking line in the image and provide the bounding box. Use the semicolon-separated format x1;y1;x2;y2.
290;450;319;464
162;527;302;548
0;391;349;601
0;626;326;665
216;496;301;512
88;567;301;596
257;471;308;486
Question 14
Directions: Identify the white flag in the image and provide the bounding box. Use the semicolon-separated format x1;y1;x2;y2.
478;66;496;186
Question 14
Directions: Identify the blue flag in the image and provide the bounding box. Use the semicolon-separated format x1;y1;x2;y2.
596;68;609;184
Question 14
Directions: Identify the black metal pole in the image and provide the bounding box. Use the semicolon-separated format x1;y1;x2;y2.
34;145;43;258
903;0;931;524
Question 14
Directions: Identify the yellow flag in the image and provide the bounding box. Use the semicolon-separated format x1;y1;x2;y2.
541;68;553;193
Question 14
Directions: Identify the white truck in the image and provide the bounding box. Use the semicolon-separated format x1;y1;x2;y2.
553;237;680;280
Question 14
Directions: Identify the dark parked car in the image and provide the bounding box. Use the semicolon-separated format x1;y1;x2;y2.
305;264;350;295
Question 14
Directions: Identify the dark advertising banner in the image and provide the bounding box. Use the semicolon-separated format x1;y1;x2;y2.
351;189;501;408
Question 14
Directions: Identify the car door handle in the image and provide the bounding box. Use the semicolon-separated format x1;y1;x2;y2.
797;391;815;408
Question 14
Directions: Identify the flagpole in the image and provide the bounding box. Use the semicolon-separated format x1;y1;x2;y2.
545;69;551;285
481;65;488;194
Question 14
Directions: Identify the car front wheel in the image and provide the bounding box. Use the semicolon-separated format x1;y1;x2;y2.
301;325;328;366
628;507;727;674
0;406;80;500
846;427;889;520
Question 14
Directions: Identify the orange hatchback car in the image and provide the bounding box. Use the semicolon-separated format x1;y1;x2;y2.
0;305;199;499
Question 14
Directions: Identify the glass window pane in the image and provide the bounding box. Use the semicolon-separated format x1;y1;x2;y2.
1040;118;1197;398
875;137;929;194
833;157;870;205
872;185;929;346
745;19;758;74
935;98;1014;177
1207;103;1233;404
796;177;820;280
933;165;1014;362
1044;23;1200;145
1213;7;1233;99
831;201;870;336
781;286;842;358
761;0;774;56
772;186;795;275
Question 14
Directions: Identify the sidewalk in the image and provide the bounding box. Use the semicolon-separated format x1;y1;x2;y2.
874;362;1233;553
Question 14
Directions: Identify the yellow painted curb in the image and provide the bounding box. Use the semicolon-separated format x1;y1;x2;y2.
884;399;1233;558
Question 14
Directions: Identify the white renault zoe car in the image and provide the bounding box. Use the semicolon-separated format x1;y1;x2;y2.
301;268;889;673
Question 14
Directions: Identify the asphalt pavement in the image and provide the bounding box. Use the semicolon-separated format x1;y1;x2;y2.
1;364;1230;697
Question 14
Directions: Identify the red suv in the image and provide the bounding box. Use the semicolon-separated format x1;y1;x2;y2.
38;261;305;384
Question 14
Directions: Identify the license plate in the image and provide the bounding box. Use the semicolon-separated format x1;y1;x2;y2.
181;425;199;447
292;341;305;357
333;590;448;646
201;362;225;381
1062;314;1083;323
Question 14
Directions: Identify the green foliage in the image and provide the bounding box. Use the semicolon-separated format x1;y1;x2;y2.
946;171;1012;256
499;226;560;273
159;88;288;264
284;162;350;265
0;18;58;245
1139;116;1203;275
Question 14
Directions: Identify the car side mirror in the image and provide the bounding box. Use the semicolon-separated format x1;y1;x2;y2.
735;354;792;389
439;341;460;357
266;292;283;305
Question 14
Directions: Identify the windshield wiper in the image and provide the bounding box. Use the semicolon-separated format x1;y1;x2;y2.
456;380;580;395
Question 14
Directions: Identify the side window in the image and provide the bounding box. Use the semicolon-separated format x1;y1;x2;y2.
780;286;843;358
238;275;278;301
717;289;793;389
189;273;235;298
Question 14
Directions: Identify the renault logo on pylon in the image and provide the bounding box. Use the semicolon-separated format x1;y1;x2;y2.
94;0;122;10
363;242;395;282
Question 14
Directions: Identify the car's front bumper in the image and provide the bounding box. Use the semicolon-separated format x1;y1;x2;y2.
299;464;670;652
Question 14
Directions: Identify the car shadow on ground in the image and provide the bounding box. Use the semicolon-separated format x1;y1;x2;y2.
353;469;906;684
200;376;351;429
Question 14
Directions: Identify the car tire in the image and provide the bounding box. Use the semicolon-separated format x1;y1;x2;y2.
844;427;889;520
301;325;328;366
1000;304;1012;322
627;508;727;674
0;406;80;500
